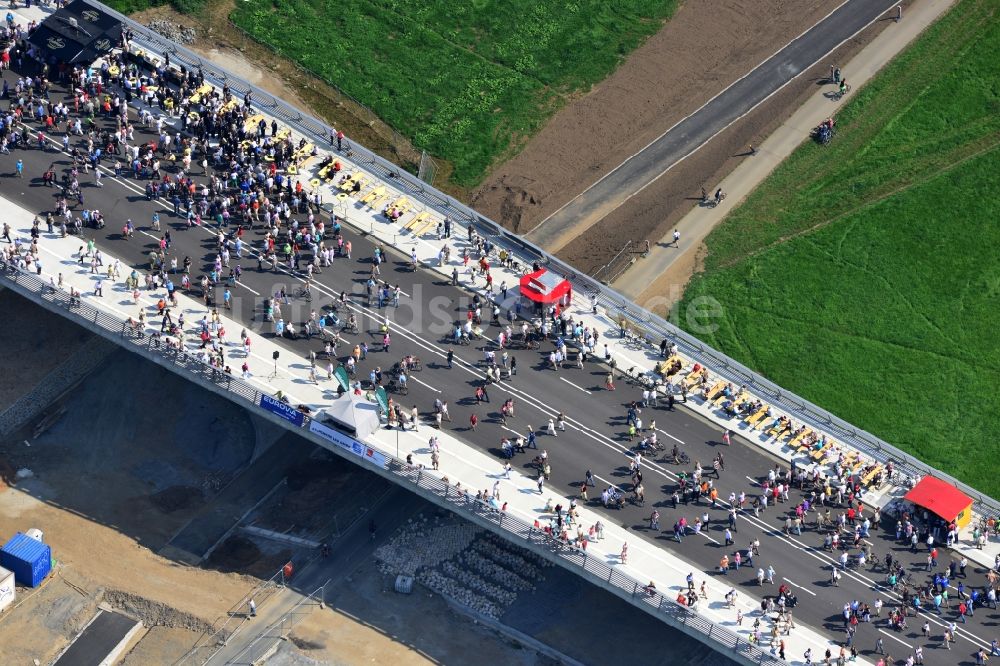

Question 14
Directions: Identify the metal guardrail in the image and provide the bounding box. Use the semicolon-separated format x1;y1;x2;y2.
90;0;1000;524
0;263;782;666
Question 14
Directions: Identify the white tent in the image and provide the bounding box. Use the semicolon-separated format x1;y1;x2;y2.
317;396;381;441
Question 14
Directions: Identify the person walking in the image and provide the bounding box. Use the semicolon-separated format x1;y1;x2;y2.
671;229;680;247
248;599;257;618
722;429;732;446
469;413;478;430
537;474;545;494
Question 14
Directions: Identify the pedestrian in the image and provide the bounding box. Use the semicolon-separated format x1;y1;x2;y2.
447;348;454;368
722;429;732;446
248;599;257;617
671;229;680;247
620;541;628;564
470;413;478;430
586;469;595;487
875;636;884;655
94;279;103;297
895;4;902;22
605;372;615;391
537;474;545;494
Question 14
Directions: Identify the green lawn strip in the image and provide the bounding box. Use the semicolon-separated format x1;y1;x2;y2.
700;0;999;271
229;0;677;185
682;139;1000;496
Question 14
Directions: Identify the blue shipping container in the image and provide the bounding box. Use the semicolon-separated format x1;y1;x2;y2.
1;533;52;587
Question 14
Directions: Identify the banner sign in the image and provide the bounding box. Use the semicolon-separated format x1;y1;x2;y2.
259;394;305;427
308;421;388;470
364;446;388;469
309;420;365;458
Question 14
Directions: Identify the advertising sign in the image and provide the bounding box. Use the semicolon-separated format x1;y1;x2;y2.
259;394;305;427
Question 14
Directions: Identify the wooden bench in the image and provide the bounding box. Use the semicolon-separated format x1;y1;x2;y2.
404;211;430;231
745;405;770;429
359;185;386;205
861;464;883;487
366;190;390;211
244;114;265;133
788;428;812;450
809;442;833;461
412;215;438;237
683;366;706;389
703;380;726;402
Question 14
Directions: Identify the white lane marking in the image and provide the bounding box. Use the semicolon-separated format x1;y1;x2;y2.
746;475;758;485
782;577;817;596
878;628;913;650
559;376;592;394
655;428;684;444
410;375;440;393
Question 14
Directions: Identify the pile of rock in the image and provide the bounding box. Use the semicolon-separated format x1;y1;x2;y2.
376;516;553;621
375;517;480;576
146;20;196;45
418;570;503;619
458;549;535;592
473;534;551;580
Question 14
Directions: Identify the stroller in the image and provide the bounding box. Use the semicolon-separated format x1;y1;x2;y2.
812;118;836;145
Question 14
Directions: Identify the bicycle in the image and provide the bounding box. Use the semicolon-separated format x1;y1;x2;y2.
832;84;852;101
342;321;359;335
296;284;312;301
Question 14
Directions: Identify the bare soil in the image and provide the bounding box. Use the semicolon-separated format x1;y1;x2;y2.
271;562;546;666
471;0;897;276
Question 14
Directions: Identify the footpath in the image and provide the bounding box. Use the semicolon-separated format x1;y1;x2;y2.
612;0;957;303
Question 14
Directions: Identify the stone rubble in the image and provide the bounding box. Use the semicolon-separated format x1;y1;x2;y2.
376;515;551;621
146;20;196;45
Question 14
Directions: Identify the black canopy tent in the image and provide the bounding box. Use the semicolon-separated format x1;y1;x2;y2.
28;0;122;65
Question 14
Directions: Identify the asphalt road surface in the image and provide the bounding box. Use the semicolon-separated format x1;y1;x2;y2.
524;0;900;251
2;67;997;666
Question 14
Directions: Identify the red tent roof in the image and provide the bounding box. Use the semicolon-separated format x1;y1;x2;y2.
519;269;570;304
903;476;972;522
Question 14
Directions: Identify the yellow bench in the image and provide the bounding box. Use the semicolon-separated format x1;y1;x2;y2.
359;185;386;205
788;428;812;450
861;464;883;487
745;405;770;429
809;442;833;461
275;127;291;142
683;366;706;389
703;380;726;402
340;173;368;192
366;191;390;211
403;211;430;231
412;215;438;237
244;114;265;133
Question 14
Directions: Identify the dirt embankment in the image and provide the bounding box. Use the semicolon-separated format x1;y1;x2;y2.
471;0;896;285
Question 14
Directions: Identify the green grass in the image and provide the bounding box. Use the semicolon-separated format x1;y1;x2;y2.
229;0;677;186
677;0;1000;497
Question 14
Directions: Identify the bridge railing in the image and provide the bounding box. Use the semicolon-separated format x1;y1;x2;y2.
91;0;1000;524
0;262;780;666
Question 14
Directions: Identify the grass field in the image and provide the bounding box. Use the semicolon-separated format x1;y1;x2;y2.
228;0;677;186
678;0;1000;497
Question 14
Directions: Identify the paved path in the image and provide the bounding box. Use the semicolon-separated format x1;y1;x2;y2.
0;13;998;665
524;0;899;254
614;0;956;301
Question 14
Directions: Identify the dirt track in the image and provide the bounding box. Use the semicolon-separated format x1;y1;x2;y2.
471;0;895;277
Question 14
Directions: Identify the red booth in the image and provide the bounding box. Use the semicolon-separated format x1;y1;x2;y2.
519;269;571;311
